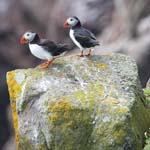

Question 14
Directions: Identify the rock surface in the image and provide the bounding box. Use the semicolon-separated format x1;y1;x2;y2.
7;54;150;150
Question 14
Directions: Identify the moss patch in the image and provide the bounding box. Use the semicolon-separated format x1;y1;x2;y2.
113;123;127;145
143;88;150;105
129;95;150;150
144;129;150;150
143;88;150;149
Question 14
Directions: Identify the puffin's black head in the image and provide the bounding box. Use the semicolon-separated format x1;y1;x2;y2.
20;31;39;44
64;16;81;28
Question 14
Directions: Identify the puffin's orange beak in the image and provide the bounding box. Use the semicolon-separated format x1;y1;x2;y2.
20;36;26;44
64;20;69;28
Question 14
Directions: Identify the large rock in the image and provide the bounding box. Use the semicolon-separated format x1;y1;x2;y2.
7;54;150;150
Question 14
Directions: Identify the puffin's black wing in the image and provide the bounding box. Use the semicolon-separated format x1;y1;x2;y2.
39;39;71;56
74;27;99;48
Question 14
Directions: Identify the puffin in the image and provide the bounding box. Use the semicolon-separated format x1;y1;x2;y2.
20;31;71;69
64;16;99;57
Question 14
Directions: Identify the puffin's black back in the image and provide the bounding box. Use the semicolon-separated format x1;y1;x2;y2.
38;39;72;56
73;27;99;48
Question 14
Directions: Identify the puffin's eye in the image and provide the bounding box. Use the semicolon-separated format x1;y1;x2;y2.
70;18;73;21
27;34;30;36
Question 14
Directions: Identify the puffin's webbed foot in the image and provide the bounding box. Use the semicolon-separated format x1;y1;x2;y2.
38;58;56;69
77;49;92;57
77;51;85;57
85;49;92;56
77;53;84;57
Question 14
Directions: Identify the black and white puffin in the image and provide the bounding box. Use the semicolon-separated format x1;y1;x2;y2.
64;16;99;57
20;31;71;69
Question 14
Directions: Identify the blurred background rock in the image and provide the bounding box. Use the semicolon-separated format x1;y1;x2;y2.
0;0;150;149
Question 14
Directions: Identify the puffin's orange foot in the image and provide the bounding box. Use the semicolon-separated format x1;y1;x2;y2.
38;62;49;69
77;53;91;57
77;51;86;57
77;53;84;57
84;53;91;56
38;58;56;69
77;50;92;57
85;49;92;56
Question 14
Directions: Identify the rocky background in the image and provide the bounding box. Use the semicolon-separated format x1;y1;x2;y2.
0;0;150;149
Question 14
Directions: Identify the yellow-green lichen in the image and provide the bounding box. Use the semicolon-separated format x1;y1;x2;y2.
97;63;108;70
113;125;126;145
25;69;44;79
73;83;104;108
18;136;35;150
104;54;111;57
47;99;93;150
7;71;21;150
38;145;48;150
105;97;120;105
18;131;48;150
116;107;129;114
48;100;72;124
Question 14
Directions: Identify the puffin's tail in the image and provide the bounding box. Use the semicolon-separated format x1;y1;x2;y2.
95;41;100;46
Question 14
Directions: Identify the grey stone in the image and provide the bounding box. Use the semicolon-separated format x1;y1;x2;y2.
7;54;150;150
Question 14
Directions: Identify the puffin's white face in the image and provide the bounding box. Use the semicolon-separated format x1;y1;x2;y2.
23;32;36;43
64;17;79;28
67;17;78;27
20;31;36;44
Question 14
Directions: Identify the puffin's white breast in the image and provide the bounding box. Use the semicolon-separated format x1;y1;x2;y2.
29;44;52;60
69;29;83;50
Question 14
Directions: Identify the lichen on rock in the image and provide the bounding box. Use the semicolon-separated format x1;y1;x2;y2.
6;54;150;150
6;71;25;149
